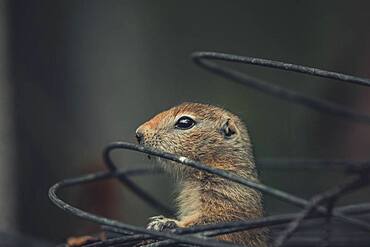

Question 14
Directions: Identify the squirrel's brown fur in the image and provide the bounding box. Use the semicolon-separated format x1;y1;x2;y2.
136;102;267;247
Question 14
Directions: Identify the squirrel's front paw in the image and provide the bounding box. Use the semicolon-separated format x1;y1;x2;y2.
147;215;178;231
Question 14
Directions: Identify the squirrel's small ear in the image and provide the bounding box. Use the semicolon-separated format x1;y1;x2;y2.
221;118;237;138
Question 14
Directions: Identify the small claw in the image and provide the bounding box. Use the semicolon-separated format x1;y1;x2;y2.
147;215;178;231
149;215;164;221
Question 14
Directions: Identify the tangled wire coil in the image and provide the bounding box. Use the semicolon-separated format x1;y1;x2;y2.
49;51;370;247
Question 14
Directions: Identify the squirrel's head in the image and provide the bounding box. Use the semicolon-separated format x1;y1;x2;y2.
136;102;255;178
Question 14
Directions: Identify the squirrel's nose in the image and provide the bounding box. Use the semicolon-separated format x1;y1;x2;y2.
136;129;144;144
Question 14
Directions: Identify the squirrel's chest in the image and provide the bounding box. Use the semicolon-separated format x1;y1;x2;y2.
176;183;202;218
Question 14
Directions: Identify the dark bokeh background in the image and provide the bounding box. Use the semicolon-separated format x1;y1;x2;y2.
0;0;369;244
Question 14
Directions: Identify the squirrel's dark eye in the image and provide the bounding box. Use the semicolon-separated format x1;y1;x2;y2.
175;116;196;130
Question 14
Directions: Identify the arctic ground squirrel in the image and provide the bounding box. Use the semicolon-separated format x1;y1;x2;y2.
136;102;267;246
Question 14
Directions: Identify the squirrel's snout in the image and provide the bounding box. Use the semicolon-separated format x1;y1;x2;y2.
135;126;144;144
135;128;144;144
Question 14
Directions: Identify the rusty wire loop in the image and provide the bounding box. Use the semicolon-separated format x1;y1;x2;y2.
49;51;370;246
192;52;370;124
49;168;243;247
103;142;370;232
49;166;370;247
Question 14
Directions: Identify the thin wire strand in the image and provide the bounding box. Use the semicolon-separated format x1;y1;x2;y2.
273;176;369;247
103;153;174;215
192;52;370;124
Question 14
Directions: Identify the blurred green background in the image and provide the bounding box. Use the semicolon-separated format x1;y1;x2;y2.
0;0;369;244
